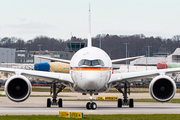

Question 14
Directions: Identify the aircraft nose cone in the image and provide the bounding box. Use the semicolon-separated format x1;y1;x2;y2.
73;71;110;91
84;73;98;90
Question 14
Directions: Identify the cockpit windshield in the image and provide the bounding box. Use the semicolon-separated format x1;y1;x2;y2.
78;59;104;66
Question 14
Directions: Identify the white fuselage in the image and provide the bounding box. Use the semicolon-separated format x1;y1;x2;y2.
70;47;112;93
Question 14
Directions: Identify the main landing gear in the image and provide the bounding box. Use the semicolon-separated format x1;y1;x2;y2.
115;81;134;108
47;82;65;107
86;91;97;110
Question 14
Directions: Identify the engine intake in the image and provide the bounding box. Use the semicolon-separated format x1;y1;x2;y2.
149;75;176;102
5;75;32;102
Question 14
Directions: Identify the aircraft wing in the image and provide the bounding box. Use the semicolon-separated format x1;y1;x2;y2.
111;56;144;63
0;67;74;84
36;55;70;64
108;68;180;84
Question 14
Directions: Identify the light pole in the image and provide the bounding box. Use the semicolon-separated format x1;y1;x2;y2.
38;44;42;53
146;46;152;70
124;43;130;65
127;50;129;72
38;45;42;63
146;46;152;57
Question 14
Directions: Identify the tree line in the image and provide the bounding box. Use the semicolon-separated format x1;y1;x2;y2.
0;34;180;59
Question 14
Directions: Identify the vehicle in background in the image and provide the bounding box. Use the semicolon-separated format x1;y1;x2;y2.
157;62;180;69
34;62;69;73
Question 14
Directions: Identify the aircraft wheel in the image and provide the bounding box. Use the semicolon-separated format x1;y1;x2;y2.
58;98;62;107
91;102;97;110
86;102;91;110
118;98;122;108
129;99;134;108
47;98;51;107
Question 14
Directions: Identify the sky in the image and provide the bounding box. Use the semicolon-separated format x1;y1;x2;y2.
0;0;180;41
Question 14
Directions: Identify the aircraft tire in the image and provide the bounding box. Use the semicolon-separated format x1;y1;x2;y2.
47;98;51;107
86;102;91;110
129;99;134;108
91;102;97;110
58;98;62;107
118;98;122;108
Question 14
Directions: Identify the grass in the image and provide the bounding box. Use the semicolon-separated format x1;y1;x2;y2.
1;114;180;120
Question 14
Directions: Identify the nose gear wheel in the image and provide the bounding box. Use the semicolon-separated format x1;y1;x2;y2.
86;91;97;110
86;102;97;110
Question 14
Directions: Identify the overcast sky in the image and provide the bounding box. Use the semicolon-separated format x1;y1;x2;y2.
0;0;180;41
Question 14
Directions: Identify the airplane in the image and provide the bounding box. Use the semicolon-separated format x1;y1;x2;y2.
0;4;180;110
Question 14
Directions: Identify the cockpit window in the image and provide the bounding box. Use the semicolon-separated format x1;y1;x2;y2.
83;60;90;66
92;60;99;66
78;59;104;66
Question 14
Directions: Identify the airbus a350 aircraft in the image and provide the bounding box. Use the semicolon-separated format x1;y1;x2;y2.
0;5;180;110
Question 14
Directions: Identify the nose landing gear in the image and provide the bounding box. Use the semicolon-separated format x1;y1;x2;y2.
86;91;97;110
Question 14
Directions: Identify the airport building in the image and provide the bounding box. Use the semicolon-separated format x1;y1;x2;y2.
15;50;72;64
0;47;16;63
15;49;35;63
15;37;86;64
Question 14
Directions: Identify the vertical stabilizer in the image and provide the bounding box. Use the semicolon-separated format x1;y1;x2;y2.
87;3;92;47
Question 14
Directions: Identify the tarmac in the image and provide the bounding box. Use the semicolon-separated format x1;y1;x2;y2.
0;92;180;115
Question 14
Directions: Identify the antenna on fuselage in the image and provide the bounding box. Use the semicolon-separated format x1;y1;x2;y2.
87;3;92;47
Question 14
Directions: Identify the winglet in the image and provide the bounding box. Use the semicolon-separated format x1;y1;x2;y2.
87;3;92;47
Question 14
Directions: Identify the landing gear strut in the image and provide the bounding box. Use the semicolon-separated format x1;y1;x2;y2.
47;82;65;107
86;91;97;110
115;81;134;108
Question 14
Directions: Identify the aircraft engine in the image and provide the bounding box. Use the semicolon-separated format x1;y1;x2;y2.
4;75;32;102
149;75;176;102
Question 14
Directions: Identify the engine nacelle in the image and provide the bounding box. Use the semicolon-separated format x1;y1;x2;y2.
5;75;32;102
149;75;176;102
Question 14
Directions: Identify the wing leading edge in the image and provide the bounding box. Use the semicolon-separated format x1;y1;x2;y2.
35;55;70;64
111;56;144;63
0;67;74;84
109;68;180;84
